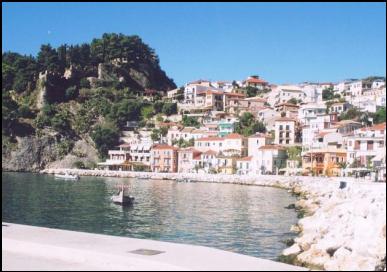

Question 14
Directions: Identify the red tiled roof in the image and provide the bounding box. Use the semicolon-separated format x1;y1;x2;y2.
178;147;201;153
258;145;286;150
361;122;386;131
248;133;271;139
236;156;252;161
196;136;224;142
275;117;296;122
193;154;201;160
203;149;217;155
224;133;244;139
225;93;246;97
275;102;300;108
245;77;267;84
152;144;179;150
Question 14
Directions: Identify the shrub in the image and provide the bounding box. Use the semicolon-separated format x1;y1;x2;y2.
18;104;33;118
65;85;79;101
57;139;74;158
73;161;86;169
79;78;91;89
90;122;119;158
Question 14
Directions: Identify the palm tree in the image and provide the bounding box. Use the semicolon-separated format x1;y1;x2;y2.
337;161;348;177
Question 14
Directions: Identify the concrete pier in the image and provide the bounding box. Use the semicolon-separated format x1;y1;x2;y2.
2;223;307;271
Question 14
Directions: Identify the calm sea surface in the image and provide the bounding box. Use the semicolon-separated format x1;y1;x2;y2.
2;172;298;260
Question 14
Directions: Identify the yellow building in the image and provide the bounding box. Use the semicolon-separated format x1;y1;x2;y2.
302;147;347;177
217;155;238;174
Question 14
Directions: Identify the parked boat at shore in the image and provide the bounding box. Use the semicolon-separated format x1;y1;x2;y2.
54;173;79;180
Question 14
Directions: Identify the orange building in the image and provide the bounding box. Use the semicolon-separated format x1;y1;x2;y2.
150;144;179;173
302;147;347;177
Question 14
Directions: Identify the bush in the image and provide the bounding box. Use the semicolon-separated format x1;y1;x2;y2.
57;139;74;158
65;85;79;100
90;122;119;158
18;104;33;118
73;161;86;169
79;78;91;89
162;103;177;116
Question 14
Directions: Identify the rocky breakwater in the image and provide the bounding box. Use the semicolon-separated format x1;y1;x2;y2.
282;181;386;271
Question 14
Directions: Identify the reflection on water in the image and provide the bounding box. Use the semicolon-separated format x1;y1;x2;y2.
2;172;298;260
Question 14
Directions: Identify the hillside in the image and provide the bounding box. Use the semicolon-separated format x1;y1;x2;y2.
2;33;177;172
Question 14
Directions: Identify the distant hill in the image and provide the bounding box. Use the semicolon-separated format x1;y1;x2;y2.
2;33;177;172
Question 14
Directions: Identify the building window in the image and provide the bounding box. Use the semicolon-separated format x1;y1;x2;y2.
286;125;290;130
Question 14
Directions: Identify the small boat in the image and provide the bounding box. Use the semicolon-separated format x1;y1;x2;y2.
111;185;134;206
54;173;79;180
176;178;192;183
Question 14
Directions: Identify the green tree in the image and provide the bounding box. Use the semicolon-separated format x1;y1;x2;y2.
162;103;177;116
322;87;335;101
91;122;120;158
79;78;91;89
246;86;258;97
287;98;298;105
182;115;200;128
236;112;266;136
65;85;79;101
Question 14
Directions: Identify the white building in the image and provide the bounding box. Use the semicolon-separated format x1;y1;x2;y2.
274;117;297;145
252;145;287;175
346;123;386;167
247;133;273;158
298;103;327;126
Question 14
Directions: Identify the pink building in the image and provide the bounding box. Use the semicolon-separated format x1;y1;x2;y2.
150;144;179;173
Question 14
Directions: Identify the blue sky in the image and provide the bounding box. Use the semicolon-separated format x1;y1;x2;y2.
3;2;386;86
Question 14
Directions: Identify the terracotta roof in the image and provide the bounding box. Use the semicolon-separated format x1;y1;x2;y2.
245;77;267;84
224;133;244;139
178;147;201;153
225;93;246;97
197;90;224;95
152;144;179;150
317;131;330;138
181;127;195;133
361;122;386;131
236;156;252;161
244;97;267;102
275;102;300;108
258;145;286;150
203;150;217;155
275;117;296;122
193;154;202;160
248;133;271;139
196;136;224;142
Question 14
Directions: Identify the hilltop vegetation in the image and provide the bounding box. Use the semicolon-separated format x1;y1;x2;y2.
2;33;177;171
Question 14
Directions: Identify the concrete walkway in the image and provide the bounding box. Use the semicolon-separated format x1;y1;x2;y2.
2;223;307;271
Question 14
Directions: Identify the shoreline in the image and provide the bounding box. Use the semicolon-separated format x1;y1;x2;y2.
8;169;387;270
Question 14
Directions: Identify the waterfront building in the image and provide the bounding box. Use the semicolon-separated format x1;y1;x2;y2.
346;123;386;168
177;147;202;173
236;156;253;175
247;133;273;158
150;144;179;173
302;146;347;177
253;145;287;175
194;136;224;153
222;133;248;157
97;144;131;171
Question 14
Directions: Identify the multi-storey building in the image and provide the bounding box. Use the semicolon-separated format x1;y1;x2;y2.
274;117;298;145
150;144;179;173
